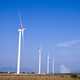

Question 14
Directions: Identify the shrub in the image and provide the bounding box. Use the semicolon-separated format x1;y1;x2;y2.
70;74;77;78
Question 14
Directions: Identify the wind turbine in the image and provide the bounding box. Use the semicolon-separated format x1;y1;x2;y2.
52;56;55;74
17;15;26;74
47;55;50;74
38;48;42;74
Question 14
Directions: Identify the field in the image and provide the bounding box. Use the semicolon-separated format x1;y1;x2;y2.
0;74;80;80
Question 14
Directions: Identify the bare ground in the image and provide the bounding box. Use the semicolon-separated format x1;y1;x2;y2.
0;74;79;80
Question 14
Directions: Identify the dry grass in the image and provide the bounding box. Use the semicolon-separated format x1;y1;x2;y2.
0;74;79;80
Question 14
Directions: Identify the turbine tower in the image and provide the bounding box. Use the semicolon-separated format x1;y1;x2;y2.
52;57;55;74
38;48;42;74
47;55;50;74
17;15;25;74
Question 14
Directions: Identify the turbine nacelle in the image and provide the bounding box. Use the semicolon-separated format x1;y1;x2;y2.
18;28;26;32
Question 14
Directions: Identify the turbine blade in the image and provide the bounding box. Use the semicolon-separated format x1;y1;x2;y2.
22;30;24;49
20;15;23;28
18;12;23;28
21;29;26;55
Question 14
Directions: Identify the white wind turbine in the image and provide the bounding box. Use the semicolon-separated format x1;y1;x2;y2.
47;54;50;74
38;48;42;74
17;15;26;74
52;56;55;74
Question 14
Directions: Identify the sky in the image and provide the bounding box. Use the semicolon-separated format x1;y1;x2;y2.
0;0;80;73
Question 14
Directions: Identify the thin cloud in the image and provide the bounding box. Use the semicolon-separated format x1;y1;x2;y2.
56;40;80;47
60;65;70;73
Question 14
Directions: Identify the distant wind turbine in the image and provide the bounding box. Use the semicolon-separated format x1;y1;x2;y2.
17;15;26;74
47;55;50;74
52;56;55;74
38;48;42;74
